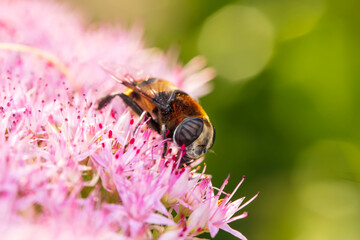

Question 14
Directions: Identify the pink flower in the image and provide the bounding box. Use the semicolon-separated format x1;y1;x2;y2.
0;0;256;239
187;176;259;239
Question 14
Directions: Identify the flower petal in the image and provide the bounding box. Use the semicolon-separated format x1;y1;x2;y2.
220;223;248;240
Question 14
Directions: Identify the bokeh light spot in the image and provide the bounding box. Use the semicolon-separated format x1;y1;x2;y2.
292;140;360;240
198;5;274;81
300;180;360;218
294;140;360;184
248;0;326;41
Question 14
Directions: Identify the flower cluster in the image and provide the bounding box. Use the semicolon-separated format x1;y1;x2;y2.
0;0;257;239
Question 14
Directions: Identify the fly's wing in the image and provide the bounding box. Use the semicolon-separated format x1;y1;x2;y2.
99;61;168;110
136;78;180;103
99;61;147;83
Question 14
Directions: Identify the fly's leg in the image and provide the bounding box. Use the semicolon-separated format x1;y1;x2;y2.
118;93;160;133
97;92;123;110
161;124;168;158
98;92;160;133
133;111;148;134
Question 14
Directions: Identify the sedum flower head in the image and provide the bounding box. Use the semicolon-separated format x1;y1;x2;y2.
0;0;257;239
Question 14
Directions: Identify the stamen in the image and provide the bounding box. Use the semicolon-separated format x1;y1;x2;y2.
181;144;186;151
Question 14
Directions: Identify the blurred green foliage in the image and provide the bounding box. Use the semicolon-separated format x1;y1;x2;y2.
65;0;360;239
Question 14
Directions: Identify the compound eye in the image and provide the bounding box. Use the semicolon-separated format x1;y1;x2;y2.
174;117;204;147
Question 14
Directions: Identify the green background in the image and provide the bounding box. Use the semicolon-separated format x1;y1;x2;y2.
65;0;360;239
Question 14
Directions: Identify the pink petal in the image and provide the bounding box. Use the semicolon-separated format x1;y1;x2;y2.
145;213;174;226
158;229;183;240
220;223;248;240
208;221;220;238
227;212;248;223
188;203;210;229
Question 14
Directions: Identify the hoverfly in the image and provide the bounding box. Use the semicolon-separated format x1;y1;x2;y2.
97;65;215;164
